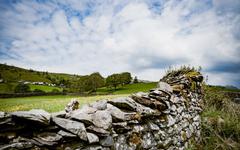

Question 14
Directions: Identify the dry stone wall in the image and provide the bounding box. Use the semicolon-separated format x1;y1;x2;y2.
0;72;204;150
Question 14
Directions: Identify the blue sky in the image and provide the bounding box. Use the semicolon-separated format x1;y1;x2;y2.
0;0;240;87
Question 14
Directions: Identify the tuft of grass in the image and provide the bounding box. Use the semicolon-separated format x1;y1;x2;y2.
163;65;201;79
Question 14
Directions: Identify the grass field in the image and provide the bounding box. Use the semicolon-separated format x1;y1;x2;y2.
0;94;129;112
29;84;63;92
97;82;157;94
0;82;156;113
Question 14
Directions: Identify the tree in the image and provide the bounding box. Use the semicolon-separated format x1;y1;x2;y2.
14;83;30;93
106;74;121;90
133;76;138;83
119;72;132;85
86;72;105;92
77;72;105;93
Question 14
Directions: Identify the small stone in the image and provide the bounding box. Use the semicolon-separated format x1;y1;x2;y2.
193;115;200;122
141;132;157;149
132;124;146;132
147;120;159;131
170;104;177;112
100;136;114;147
87;132;99;143
167;115;176;127
65;99;79;113
177;106;184;114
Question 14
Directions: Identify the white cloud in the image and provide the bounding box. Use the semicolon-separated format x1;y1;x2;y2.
0;0;239;87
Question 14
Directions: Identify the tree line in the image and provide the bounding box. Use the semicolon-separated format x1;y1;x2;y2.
75;72;133;93
14;72;138;94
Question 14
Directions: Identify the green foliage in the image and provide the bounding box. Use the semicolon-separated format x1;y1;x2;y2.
133;76;138;83
0;83;17;93
14;83;30;93
76;72;105;93
33;89;45;93
106;73;121;89
51;89;60;93
106;72;132;90
119;72;132;85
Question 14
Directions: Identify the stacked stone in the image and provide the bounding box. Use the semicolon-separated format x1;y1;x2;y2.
0;73;203;150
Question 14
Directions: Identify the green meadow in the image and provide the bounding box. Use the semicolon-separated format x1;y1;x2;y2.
0;94;129;113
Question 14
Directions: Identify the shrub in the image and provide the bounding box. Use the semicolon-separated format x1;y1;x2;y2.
14;83;30;93
51;89;60;93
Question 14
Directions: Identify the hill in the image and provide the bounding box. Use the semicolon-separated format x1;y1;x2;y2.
0;63;80;83
0;63;80;93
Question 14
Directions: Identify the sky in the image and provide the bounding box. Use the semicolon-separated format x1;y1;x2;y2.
0;0;240;87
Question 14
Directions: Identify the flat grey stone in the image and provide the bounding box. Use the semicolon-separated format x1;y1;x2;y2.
69;109;94;125
112;122;131;133
33;132;62;146
157;82;173;94
89;100;107;110
57;130;77;138
106;104;136;122
52;117;87;141
0;142;33;150
86;125;110;136
11;109;51;125
108;97;157;116
92;110;112;130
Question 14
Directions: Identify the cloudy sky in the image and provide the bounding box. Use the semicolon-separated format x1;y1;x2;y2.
0;0;239;87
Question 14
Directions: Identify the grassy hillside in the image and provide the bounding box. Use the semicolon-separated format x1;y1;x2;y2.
0;64;80;93
0;63;80;83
